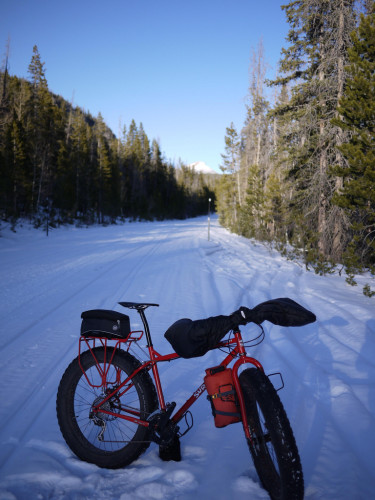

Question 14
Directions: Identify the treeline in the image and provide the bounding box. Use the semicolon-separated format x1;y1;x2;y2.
0;46;216;226
216;0;375;291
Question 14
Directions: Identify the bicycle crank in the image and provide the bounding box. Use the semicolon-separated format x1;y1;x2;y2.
147;402;179;445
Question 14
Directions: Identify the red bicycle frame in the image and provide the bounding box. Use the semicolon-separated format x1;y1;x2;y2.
81;327;264;440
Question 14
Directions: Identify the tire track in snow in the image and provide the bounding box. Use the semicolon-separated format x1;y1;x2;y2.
266;325;374;423
258;319;375;491
206;220;375;496
202;228;289;308
2;224;178;430
208;221;313;309
299;294;375;367
0;338;79;469
0;235;167;469
199;243;262;306
2;218;374;500
197;243;228;315
0;240;159;352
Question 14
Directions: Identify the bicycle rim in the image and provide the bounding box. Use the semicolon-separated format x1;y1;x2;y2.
248;400;281;497
74;360;144;451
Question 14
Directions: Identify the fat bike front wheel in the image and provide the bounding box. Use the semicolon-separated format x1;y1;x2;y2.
56;346;158;469
239;368;304;500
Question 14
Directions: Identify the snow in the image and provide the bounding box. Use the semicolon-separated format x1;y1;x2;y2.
0;215;374;500
187;161;218;175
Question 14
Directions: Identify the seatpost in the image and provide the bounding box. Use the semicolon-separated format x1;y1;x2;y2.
138;308;153;347
137;307;167;410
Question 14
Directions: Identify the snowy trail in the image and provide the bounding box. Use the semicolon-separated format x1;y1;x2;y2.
0;216;374;500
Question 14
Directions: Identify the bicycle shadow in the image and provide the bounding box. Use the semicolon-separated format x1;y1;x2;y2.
353;317;375;495
292;314;375;498
356;318;375;417
288;317;339;494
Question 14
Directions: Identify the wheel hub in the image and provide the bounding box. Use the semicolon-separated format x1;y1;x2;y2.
90;393;119;423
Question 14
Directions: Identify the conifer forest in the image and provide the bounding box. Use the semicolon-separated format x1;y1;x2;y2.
1;0;374;290
0;47;216;227
216;0;375;288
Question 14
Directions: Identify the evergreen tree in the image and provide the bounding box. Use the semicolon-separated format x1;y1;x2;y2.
0;37;10;133
217;123;241;229
27;45;58;213
138;122;151;164
95;113;111;222
240;162;265;239
264;169;287;242
271;0;356;263
266;85;293;244
332;5;375;267
150;139;167;218
238;41;272;240
0;47;215;225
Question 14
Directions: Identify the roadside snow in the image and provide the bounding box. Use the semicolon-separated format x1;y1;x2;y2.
0;216;374;499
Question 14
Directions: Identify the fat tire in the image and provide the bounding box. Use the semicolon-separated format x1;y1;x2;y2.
239;368;304;500
56;347;158;468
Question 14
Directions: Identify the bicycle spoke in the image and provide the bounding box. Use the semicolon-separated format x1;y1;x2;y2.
72;361;144;451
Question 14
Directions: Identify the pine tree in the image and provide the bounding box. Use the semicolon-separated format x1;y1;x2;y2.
240;162;265;239
239;41;272;240
0;49;214;224
217;123;241;230
138;122;151;164
270;0;356;263
264;169;288;242
332;5;375;267
242;40;270;178
94;113;119;222
69;110;90;217
0;37;11;132
27;45;57;213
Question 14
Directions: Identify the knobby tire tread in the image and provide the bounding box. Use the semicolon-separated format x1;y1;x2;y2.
239;368;304;500
56;347;158;468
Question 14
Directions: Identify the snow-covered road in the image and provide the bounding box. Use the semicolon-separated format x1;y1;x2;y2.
0;216;374;499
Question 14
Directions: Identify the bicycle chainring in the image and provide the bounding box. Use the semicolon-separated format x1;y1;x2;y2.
147;413;179;446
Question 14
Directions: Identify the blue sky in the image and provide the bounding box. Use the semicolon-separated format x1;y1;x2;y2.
1;0;289;172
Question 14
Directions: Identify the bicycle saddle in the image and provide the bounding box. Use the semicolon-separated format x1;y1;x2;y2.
119;302;159;311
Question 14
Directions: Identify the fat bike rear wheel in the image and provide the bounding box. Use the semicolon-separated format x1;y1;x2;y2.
56;347;158;468
239;368;304;500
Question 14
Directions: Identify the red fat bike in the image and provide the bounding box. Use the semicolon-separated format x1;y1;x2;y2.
57;301;309;500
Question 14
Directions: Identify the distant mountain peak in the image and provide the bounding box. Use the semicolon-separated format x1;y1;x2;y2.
188;161;217;175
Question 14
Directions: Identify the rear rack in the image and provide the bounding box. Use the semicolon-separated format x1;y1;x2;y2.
78;330;145;388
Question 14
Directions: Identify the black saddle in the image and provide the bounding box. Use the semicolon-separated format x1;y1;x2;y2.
119;302;159;311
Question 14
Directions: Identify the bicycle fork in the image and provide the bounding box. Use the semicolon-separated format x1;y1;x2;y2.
225;330;265;442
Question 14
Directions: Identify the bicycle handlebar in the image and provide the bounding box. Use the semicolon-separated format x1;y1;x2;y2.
242;298;316;327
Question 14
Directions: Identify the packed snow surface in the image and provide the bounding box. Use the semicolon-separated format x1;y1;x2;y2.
0;216;374;500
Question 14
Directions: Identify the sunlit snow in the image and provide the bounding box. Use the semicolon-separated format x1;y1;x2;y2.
0;216;374;499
